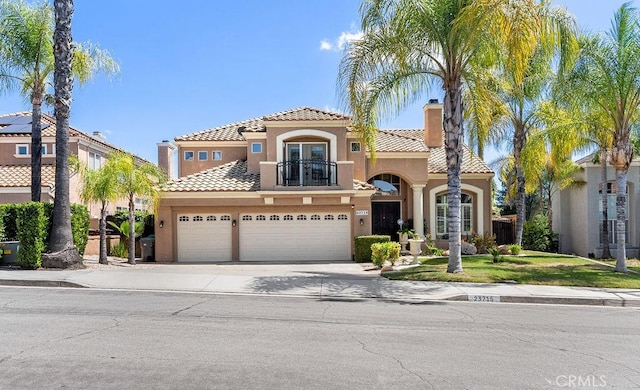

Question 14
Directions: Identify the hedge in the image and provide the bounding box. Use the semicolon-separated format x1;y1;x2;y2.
354;235;390;262
0;202;90;268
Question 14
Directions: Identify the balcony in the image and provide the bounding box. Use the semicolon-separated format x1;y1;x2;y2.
276;160;338;187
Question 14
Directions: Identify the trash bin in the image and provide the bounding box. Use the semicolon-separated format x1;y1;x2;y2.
140;236;155;262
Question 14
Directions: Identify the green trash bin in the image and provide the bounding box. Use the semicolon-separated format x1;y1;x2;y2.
0;241;20;266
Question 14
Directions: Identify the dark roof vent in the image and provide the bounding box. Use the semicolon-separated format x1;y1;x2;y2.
428;98;439;104
237;126;246;135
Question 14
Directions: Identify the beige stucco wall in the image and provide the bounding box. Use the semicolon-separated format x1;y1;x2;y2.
366;157;429;185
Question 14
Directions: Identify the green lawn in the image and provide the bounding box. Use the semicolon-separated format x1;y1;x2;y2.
384;253;640;289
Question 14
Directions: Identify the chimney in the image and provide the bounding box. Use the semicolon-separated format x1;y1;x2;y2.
157;140;176;179
92;131;106;141
424;99;443;148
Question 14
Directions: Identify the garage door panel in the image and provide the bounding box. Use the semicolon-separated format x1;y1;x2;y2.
177;214;232;262
239;213;350;262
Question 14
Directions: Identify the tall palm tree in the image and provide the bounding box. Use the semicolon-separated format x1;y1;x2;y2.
109;151;166;265
566;4;640;273
338;0;575;273
71;156;120;265
0;0;118;202
45;0;81;267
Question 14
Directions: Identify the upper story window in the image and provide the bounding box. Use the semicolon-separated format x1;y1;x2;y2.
198;151;208;161
184;151;194;161
251;142;262;154
41;145;47;155
16;144;29;156
351;142;361;152
212;151;222;160
88;152;102;170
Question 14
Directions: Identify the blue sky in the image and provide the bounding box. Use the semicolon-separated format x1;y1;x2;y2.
0;0;630;164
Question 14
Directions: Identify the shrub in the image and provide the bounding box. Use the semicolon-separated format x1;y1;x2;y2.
487;246;501;263
354;235;390;262
16;203;48;269
522;214;552;251
0;205;6;241
0;204;19;241
110;242;128;258
371;241;401;267
509;243;522;255
423;234;444;256
470;232;496;254
71;204;90;255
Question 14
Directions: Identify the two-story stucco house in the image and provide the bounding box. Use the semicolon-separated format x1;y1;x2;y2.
0;112;149;224
154;102;494;263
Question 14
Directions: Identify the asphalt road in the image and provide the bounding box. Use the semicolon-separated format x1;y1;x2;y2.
1;287;639;389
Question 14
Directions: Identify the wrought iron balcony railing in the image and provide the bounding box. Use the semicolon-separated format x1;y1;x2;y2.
276;159;337;186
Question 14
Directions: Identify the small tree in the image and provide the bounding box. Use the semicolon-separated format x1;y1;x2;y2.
109;151;165;265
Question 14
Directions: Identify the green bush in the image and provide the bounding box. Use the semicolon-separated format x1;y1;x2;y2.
371;241;401;267
16;203;48;269
0;205;6;241
423;234;444;256
71;204;90;255
509;243;522;255
354;235;390;262
487;246;502;263
470;232;496;254
522;214;551;251
110;241;128;258
0;204;19;241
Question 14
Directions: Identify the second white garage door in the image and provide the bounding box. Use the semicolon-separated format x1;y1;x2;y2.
239;212;351;262
176;214;232;262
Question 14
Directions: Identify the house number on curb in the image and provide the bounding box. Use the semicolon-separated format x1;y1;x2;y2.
355;210;368;216
468;295;500;303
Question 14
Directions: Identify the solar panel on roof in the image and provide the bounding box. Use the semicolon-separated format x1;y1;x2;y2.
0;115;31;125
0;121;49;134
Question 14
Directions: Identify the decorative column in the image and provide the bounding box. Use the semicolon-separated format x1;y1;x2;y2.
412;184;426;238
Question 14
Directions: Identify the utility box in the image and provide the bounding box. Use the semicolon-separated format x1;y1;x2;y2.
0;241;20;266
140;236;155;262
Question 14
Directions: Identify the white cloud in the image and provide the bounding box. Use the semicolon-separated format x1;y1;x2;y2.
319;28;363;52
319;40;333;51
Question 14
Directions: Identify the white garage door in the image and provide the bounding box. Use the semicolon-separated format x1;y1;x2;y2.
177;214;232;262
239;212;351;262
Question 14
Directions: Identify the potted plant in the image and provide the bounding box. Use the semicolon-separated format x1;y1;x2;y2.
397;226;415;252
407;234;425;264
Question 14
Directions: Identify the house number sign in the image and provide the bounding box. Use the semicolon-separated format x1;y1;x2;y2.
355;210;368;216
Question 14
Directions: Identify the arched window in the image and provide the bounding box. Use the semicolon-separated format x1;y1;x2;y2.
369;174;400;196
436;193;472;238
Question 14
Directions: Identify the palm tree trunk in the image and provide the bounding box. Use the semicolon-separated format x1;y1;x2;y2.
513;125;526;246
614;169;628;272
444;85;463;273
99;203;108;264
45;0;82;268
30;90;43;202
128;194;136;265
600;149;611;259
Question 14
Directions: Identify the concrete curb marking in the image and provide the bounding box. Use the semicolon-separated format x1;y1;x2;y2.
446;294;640;307
0;279;86;289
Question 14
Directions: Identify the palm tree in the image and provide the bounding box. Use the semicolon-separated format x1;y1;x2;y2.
566;4;640;273
0;0;118;202
44;0;81;268
338;0;576;273
109;152;166;265
71;156;120;265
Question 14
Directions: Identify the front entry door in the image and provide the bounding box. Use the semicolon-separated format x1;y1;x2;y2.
372;202;401;240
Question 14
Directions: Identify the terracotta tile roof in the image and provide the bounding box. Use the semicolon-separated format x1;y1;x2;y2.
175;107;351;142
375;129;428;152
0;164;55;187
0;112;150;164
263;107;351;121
427;144;493;174
353;179;376;191
163;160;260;192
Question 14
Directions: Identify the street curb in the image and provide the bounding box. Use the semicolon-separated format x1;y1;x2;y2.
446;294;640;307
0;279;86;289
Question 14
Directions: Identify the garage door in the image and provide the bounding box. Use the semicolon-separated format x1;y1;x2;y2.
177;214;232;262
239;212;351;262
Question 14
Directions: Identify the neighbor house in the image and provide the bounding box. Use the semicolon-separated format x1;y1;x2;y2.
0;112;150;225
553;153;640;258
154;102;494;263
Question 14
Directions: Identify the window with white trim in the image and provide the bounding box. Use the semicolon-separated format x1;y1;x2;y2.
88;152;102;170
251;143;262;153
16;144;29;156
599;182;629;244
436;193;473;239
198;151;208;161
212;151;222;160
41;145;47;155
184;151;194;161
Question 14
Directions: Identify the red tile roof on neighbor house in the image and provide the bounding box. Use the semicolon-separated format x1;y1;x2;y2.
0;165;55;188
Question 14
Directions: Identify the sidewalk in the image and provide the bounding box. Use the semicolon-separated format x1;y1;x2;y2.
1;258;639;307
